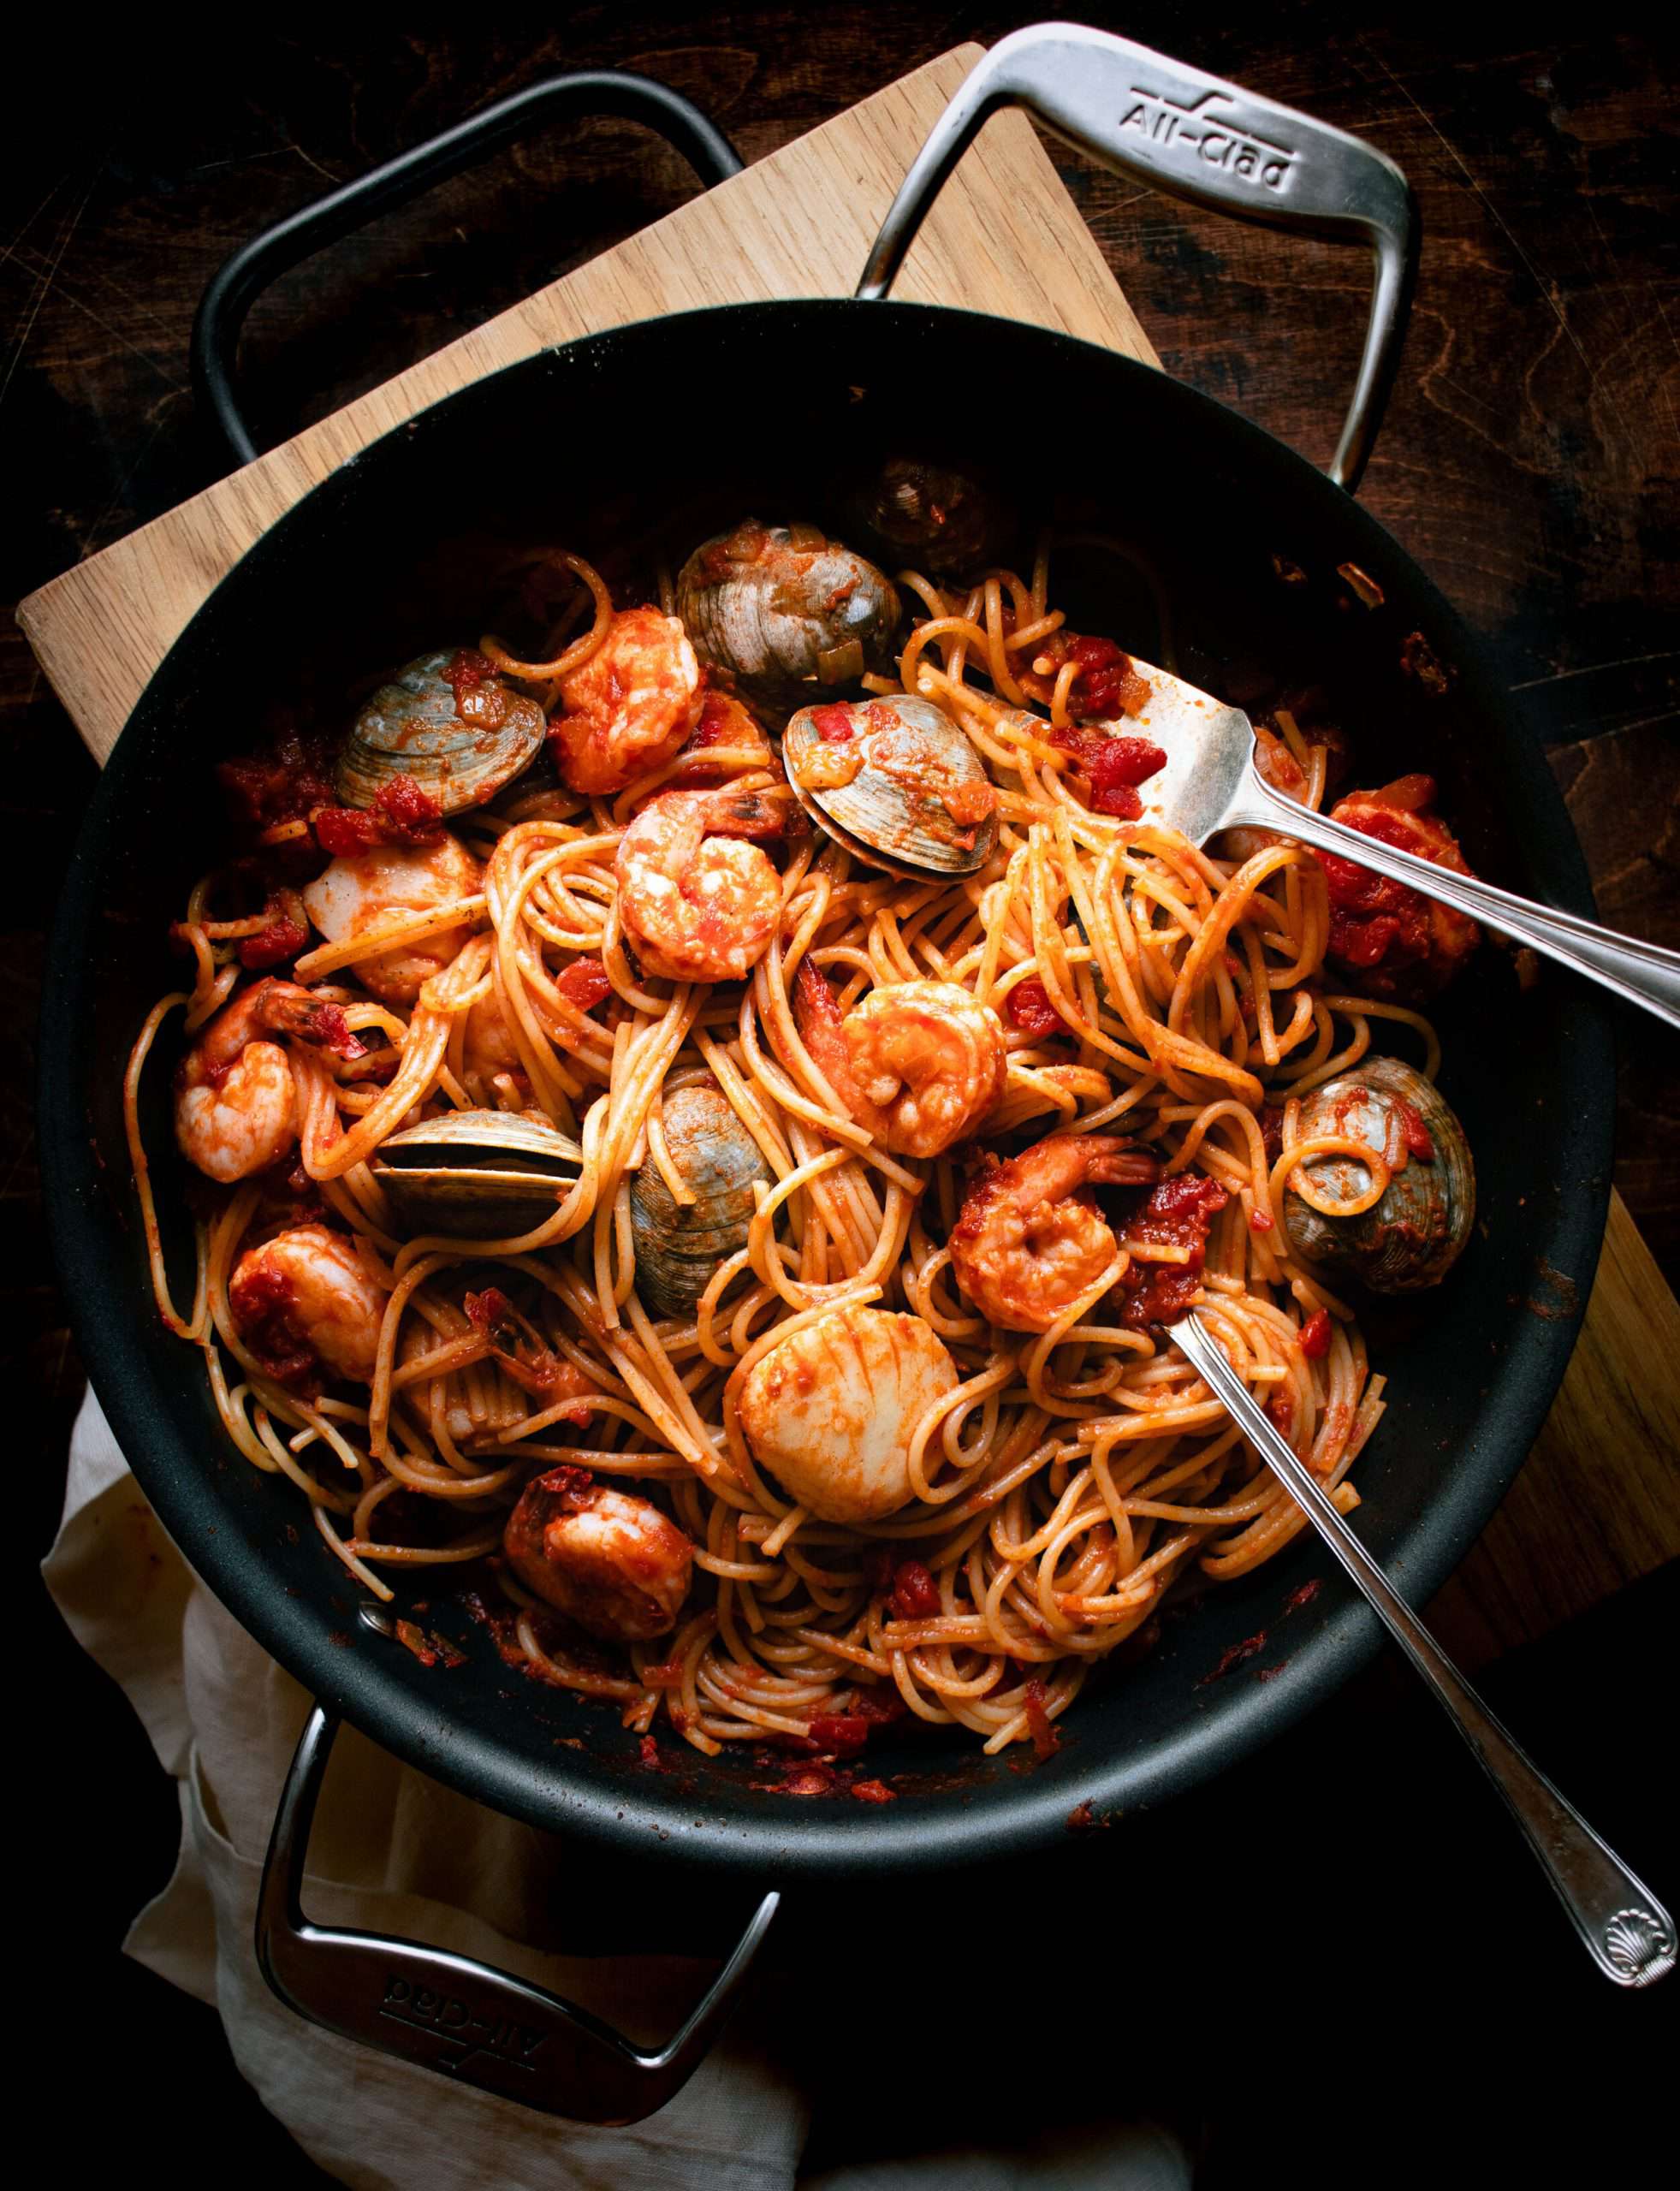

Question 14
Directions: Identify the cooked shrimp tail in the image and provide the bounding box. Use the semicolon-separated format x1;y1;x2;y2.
948;1132;1160;1333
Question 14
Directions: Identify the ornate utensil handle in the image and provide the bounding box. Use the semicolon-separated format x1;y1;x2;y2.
255;1707;781;2120
193;71;744;466
1173;1312;1675;1987
1238;774;1680;1030
858;21;1416;491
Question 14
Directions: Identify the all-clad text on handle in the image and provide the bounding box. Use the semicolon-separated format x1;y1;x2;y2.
255;1707;780;2122
859;22;1416;490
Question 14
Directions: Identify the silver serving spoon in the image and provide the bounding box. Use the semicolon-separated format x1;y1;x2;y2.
1172;1310;1674;1986
1126;660;1680;1029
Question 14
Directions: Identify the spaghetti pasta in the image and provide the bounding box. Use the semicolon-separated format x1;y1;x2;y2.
125;532;1465;1765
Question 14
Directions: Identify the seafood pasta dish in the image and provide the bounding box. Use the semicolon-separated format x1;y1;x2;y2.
126;460;1481;1767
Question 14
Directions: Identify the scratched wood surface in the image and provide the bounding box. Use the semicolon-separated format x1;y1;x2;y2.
3;21;1673;2173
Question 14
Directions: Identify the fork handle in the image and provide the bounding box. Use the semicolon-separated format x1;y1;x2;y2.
1172;1311;1676;1987
1238;775;1680;1030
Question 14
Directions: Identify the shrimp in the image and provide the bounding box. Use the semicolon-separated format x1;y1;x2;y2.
809;974;1005;1158
502;1465;693;1641
615;784;800;983
460;986;531;1106
948;1134;1160;1333
738;1303;959;1523
549;606;703;795
229;1222;389;1386
175;979;359;1183
300;832;483;1005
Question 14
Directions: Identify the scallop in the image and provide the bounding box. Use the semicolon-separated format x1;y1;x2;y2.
336;650;546;816
371;1109;582;1238
629;1081;770;1319
737;1303;959;1523
846;454;1012;575
782;693;1000;881
675;521;900;719
1280;1057;1474;1292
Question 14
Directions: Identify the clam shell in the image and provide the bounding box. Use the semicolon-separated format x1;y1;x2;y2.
371;1108;581;1238
1280;1057;1474;1293
782;694;999;881
675;523;899;719
337;650;546;816
629;1082;770;1318
846;454;1012;575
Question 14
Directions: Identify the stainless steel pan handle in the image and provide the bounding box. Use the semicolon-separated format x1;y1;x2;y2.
255;1707;780;2123
858;22;1417;493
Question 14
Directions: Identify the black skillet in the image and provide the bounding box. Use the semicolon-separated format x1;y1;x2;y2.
39;28;1615;2120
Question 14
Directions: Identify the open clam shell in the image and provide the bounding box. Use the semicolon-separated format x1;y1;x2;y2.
371;1108;582;1238
337;650;546;816
674;522;900;720
782;694;999;881
629;1082;770;1319
1280;1056;1474;1293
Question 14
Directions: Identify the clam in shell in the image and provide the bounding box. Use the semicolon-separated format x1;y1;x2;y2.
371;1108;582;1239
629;1081;770;1319
675;521;900;719
782;693;999;881
846;454;1012;576
1280;1057;1474;1293
337;650;546;816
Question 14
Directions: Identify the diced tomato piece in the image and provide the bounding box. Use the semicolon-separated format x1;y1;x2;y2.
555;958;612;1012
1116;1171;1231;1331
1299;1309;1333;1359
888;1560;941;1621
810;704;855;743
808;1713;870;1757
1004;977;1061;1038
1024;1678;1061;1761
851;1778;897;1803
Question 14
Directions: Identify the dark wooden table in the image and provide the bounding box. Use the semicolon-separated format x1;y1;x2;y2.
6;14;1675;2186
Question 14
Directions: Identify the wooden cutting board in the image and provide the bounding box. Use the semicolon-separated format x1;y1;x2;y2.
18;45;1677;1665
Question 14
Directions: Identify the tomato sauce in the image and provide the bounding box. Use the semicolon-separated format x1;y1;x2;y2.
238;894;308;969
1004;977;1061;1038
1024;630;1153;720
887;1559;940;1621
312;774;445;856
1023;1678;1061;1761
1049;724;1167;819
1299;1309;1333;1359
228;1257;318;1391
810;703;855;743
217;727;337;834
1116;1172;1231;1330
555;957;612;1013
442;648;495;707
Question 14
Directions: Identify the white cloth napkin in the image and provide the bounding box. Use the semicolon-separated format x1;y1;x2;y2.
45;1387;1191;2190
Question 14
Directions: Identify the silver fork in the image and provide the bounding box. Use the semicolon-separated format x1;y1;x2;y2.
1172;1310;1674;1986
1126;659;1680;1030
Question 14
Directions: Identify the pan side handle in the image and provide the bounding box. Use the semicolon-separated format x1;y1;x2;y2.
254;1707;779;2123
193;72;744;469
858;23;1416;495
